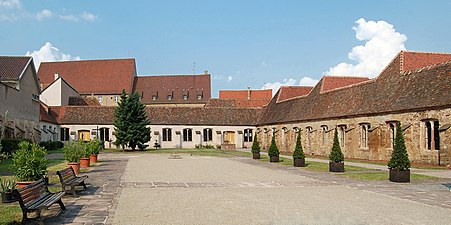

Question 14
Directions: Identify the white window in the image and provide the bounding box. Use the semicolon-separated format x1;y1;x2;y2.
203;128;213;142
306;126;313;149
197;95;202;100
321;125;328;146
167;95;172;100
163;128;172;142
424;120;440;150
360;123;370;149
152;96;157;100
183;129;192;142
387;122;397;149
183;95;188;100
114;96;119;103
244;129;253;142
98;96;103;103
338;125;346;148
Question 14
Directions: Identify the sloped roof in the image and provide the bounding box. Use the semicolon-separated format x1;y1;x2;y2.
133;74;211;104
277;86;313;102
219;89;272;100
0;56;32;80
68;96;101;106
38;58;136;94
40;103;58;124
205;98;269;108
320;76;370;92
401;51;451;72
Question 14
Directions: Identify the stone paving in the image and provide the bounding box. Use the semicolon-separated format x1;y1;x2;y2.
36;152;451;224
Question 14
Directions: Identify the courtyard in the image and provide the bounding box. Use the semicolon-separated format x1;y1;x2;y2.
34;150;451;225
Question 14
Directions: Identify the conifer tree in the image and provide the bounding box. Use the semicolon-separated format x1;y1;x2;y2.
268;135;279;157
388;123;410;170
113;90;129;149
329;129;344;163
293;131;305;159
251;132;260;154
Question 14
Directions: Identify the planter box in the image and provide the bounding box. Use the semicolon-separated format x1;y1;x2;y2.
252;153;260;159
270;156;279;163
293;158;306;167
68;162;81;175
389;169;410;183
329;162;344;172
80;158;90;168
90;154;98;163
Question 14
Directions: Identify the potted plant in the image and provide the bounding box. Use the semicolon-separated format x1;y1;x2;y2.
251;133;261;159
63;142;83;175
88;140;102;163
80;142;91;168
388;123;411;182
329;129;344;172
11;142;48;188
268;135;280;163
293;131;306;167
1;178;17;203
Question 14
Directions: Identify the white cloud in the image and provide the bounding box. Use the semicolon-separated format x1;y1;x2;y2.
299;76;319;86
26;42;80;68
325;18;407;78
0;0;21;9
262;77;318;95
227;76;233;82
36;9;53;20
59;14;79;22
80;12;96;21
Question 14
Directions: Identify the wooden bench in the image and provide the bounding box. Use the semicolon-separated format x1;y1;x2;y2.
56;167;88;197
154;142;161;149
13;178;66;223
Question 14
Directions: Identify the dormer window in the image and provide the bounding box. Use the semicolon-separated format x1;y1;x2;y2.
152;91;158;101
167;95;172;100
183;95;188;100
167;90;173;100
197;89;203;100
152;96;157;100
98;96;103;103
183;89;189;100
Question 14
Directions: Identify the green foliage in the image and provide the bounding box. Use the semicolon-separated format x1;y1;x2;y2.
251;132;260;154
11;142;48;181
80;142;91;158
0;178;17;193
63;142;84;163
114;90;151;150
388;123;411;170
0;139;32;154
268;135;279;157
39;141;64;151
293;131;305;159
87;140;102;155
329;129;344;163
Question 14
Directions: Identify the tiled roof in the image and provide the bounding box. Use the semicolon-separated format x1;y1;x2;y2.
320;76;370;92
219;89;272;100
68;96;101;106
40;103;58;124
277;86;313;102
401;51;451;72
260;55;451;125
205;98;269;108
133;74;211;104
51;106;262;126
0;56;32;80
38;59;136;94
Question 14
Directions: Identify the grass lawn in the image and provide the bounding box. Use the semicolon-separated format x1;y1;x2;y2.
340;172;439;180
104;148;252;158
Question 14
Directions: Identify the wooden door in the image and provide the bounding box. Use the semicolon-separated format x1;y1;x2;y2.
78;130;91;141
224;131;235;144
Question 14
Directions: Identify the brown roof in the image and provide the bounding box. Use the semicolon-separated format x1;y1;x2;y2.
40;103;58;124
320;76;370;92
38;58;136;94
0;56;32;80
51;106;262;126
133;74;211;104
219;89;272;100
277;86;313;102
260;53;451;125
205;98;269;108
401;51;451;72
68;96;101;106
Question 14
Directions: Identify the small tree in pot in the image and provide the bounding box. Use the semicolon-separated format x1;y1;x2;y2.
88;140;102;163
251;133;261;159
63;142;83;175
1;178;17;203
388;123;411;182
80;142;91;168
12;142;48;188
268;135;280;163
329;129;344;172
293;131;306;167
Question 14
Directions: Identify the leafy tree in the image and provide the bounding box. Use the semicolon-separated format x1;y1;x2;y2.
113;90;151;151
293;131;305;159
329;129;344;163
251;132;260;154
268;135;279;157
388;123;410;170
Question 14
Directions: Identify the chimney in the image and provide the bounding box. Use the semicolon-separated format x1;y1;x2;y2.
247;86;251;100
204;70;209;75
54;72;59;80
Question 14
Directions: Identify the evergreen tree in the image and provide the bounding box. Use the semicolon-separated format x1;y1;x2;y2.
329;129;344;163
268;135;279;157
293;131;305;159
388;123;410;170
251;132;260;154
113;90;129;149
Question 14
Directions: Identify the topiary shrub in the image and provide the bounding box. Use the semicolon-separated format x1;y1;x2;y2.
388;123;410;171
63;142;84;163
251;132;260;154
11;142;48;182
293;131;305;159
329;129;344;163
268;135;279;157
87;140;102;156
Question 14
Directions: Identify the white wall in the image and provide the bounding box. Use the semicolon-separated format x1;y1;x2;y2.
40;78;79;106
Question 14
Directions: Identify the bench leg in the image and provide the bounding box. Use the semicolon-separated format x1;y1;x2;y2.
82;181;87;190
57;199;66;210
71;186;77;197
21;211;29;223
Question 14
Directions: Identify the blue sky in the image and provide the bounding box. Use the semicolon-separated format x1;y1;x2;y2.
1;0;451;96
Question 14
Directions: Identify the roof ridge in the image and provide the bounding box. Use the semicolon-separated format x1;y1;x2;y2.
138;74;210;77
402;60;451;75
320;78;375;94
322;75;371;79
40;58;135;64
401;50;451;55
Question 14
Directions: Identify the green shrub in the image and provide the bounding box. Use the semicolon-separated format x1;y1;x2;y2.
0;139;32;154
388;123;411;171
268;135;279;157
293;131;305;159
87;140;102;155
0;178;17;193
11;142;48;181
63;142;84;163
251;132;260;154
329;129;344;163
39;141;64;151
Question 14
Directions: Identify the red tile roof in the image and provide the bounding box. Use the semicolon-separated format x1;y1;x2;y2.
320;76;370;92
277;86;313;102
401;51;451;72
68;96;101;106
40;103;58;124
219;89;272;100
205;98;269;108
0;56;32;80
133;74;211;104
38;59;136;94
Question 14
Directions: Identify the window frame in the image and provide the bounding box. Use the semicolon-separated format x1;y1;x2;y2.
244;129;253;142
183;128;193;142
359;123;370;149
203;128;213;142
337;125;346;148
162;128;172;142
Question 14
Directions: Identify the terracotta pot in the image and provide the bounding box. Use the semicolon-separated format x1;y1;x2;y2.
17;181;34;189
389;169;410;183
68;162;81;175
269;156;279;163
293;158;306;167
80;158;90;168
329;162;345;172
89;154;98;163
252;153;260;159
